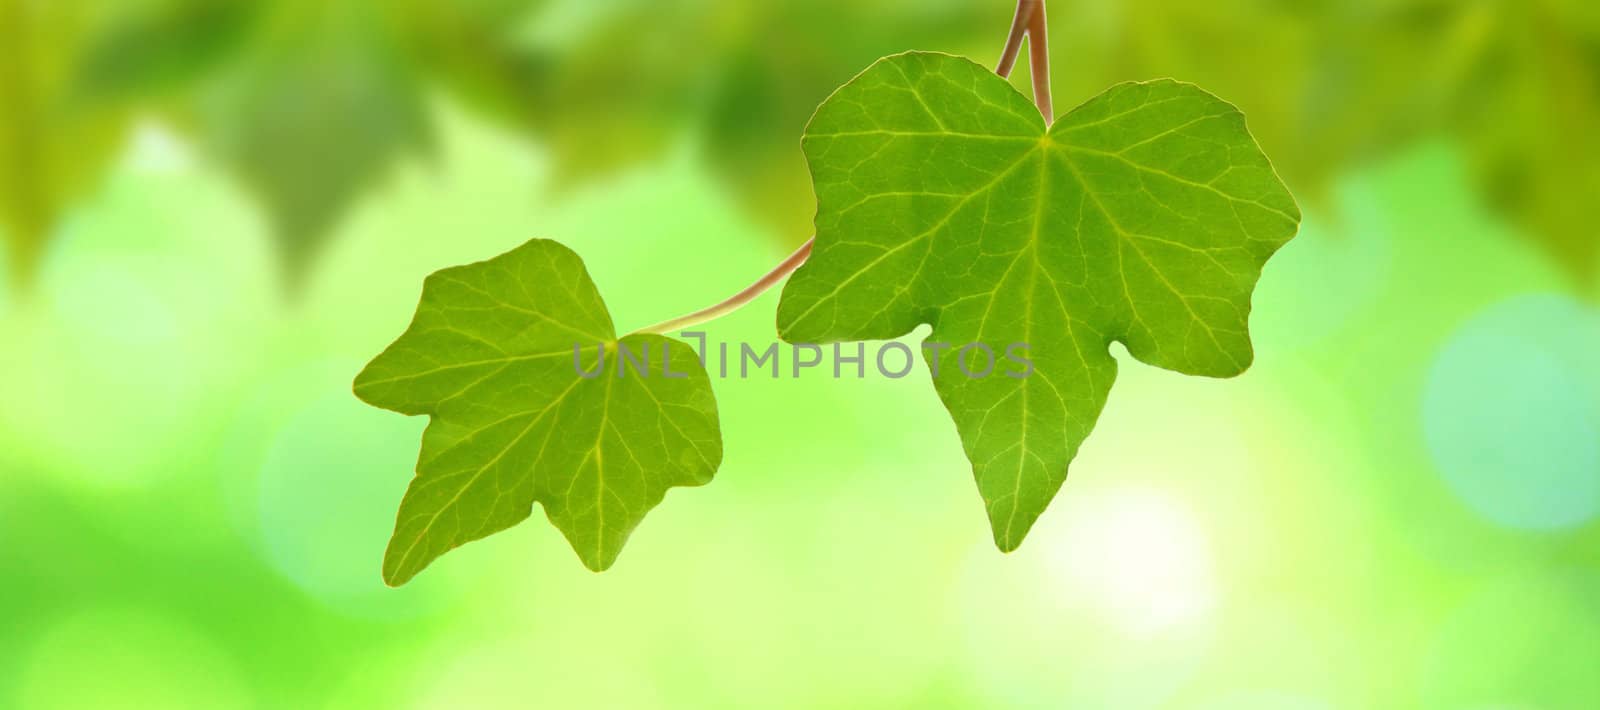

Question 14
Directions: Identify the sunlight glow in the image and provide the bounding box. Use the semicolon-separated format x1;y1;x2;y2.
1047;488;1217;637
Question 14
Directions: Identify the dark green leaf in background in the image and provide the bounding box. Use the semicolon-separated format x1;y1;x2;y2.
777;52;1300;550
197;6;435;286
0;0;133;288
69;0;550;289
355;239;722;583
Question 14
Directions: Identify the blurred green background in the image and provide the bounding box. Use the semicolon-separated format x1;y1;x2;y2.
2;0;1599;707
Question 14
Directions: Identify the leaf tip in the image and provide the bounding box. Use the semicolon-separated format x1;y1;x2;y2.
992;533;1025;555
380;562;414;588
577;553;617;574
381;535;428;588
350;368;374;405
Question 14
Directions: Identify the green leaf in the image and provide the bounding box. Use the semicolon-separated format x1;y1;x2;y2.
777;52;1300;551
354;239;722;584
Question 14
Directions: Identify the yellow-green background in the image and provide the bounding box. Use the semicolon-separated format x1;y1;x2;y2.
2;1;1598;708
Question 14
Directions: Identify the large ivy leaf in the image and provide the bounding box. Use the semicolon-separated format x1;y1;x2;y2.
355;239;721;583
777;52;1300;550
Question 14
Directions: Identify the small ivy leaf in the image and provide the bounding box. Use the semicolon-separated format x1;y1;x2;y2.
777;52;1300;551
355;239;722;584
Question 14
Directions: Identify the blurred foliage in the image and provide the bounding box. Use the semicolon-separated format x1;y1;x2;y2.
71;0;546;285
0;78;1597;706
0;1;133;289
1079;0;1600;287
518;0;996;245
0;0;1596;289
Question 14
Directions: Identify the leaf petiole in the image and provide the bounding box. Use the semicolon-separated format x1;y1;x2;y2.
1025;0;1053;117
630;237;814;335
996;0;1052;115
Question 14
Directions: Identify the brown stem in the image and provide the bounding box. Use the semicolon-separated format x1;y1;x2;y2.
632;2;1052;336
